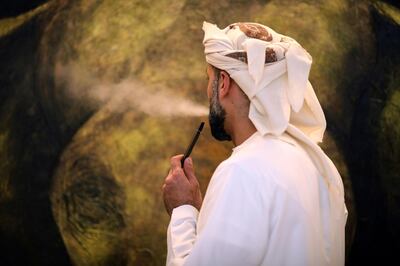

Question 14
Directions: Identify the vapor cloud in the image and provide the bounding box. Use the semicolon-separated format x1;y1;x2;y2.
55;62;208;117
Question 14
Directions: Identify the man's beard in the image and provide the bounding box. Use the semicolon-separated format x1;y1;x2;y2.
208;77;232;141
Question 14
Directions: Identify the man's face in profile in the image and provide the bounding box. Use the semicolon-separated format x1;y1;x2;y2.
206;65;232;142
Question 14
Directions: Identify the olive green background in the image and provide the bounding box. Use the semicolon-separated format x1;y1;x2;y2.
0;0;399;265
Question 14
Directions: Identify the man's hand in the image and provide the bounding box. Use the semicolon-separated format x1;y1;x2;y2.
162;155;203;216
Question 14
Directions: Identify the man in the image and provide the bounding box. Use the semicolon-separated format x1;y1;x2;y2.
162;21;348;266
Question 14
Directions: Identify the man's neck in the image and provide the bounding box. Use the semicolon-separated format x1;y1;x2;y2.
230;119;257;147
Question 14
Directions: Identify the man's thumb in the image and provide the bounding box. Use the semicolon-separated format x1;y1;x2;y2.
183;157;197;183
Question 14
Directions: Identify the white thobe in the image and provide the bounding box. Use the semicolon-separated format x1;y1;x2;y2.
167;131;347;266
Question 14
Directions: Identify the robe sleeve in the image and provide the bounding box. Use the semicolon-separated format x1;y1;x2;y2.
166;163;271;266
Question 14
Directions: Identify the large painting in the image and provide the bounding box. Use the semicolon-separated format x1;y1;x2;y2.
0;0;399;265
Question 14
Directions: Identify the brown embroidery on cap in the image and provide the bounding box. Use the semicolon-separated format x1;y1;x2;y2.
226;52;248;63
226;47;277;64
265;47;277;62
231;22;273;42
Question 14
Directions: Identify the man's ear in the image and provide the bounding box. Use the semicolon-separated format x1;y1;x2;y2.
219;70;231;98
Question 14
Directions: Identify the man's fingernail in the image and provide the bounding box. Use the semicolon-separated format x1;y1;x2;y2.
188;158;193;164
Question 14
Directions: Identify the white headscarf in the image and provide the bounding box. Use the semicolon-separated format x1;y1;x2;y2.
203;21;346;239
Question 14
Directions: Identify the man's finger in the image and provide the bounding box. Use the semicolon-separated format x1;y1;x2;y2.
184;157;198;184
170;154;184;170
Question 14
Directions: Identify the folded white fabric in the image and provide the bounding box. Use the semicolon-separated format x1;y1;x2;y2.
202;21;346;221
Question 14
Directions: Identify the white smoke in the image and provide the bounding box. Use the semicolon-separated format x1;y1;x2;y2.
55;62;209;117
100;79;209;117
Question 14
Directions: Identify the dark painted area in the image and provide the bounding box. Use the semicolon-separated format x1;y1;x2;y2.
0;0;49;18
382;0;400;9
0;4;71;265
346;6;400;265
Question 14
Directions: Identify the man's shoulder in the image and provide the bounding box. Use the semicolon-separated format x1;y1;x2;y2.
222;138;289;171
207;159;268;199
213;156;270;186
215;159;253;176
214;134;313;186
